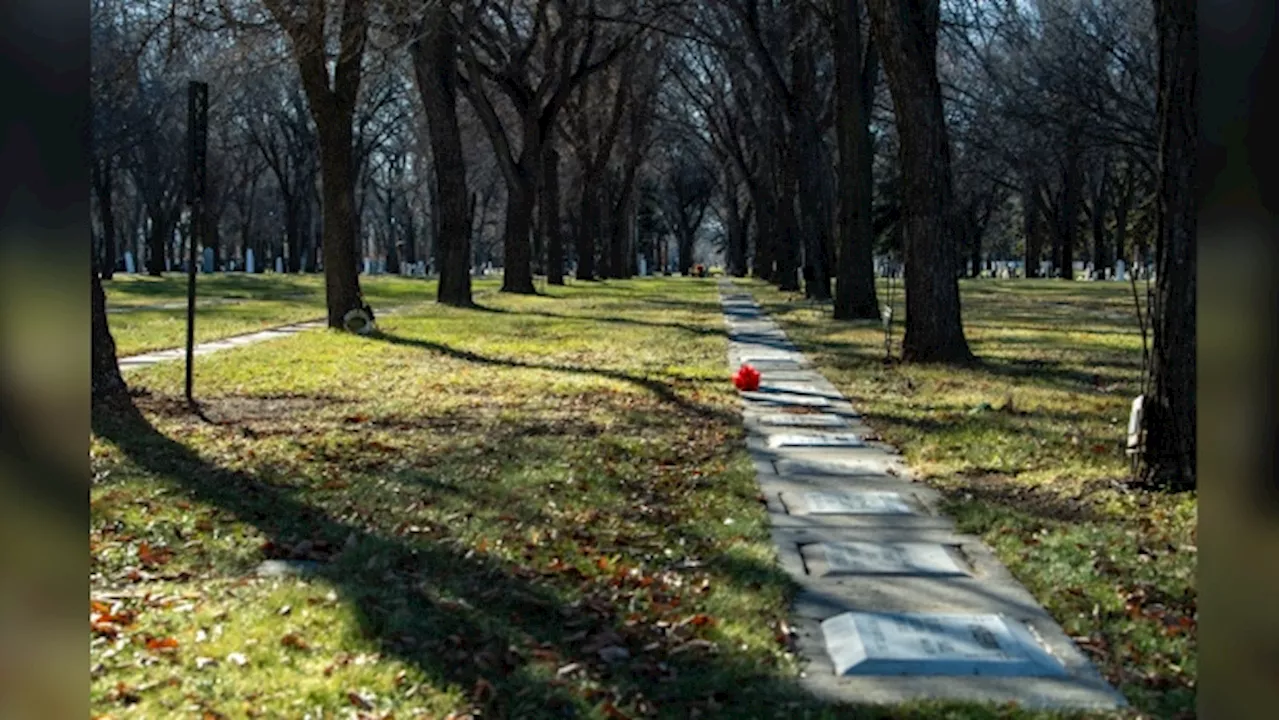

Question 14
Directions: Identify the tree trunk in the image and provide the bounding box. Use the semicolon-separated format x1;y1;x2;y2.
868;0;972;363
1058;147;1081;280
543;145;564;285
93;159;117;279
502;177;537;293
146;211;169;276
576;184;598;280
1023;178;1041;277
411;13;472;306
315;115;366;325
1090;168;1111;278
91;270;129;409
774;150;801;292
1143;0;1196;490
833;3;880;319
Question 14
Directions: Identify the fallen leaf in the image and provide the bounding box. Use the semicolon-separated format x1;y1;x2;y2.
280;633;309;651
145;636;179;652
347;691;374;710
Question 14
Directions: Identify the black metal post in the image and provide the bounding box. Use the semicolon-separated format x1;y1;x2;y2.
186;81;208;405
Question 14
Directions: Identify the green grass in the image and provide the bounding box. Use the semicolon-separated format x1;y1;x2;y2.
740;277;1195;720
90;276;1185;719
103;273;482;357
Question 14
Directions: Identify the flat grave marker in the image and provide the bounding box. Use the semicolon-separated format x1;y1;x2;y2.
821;612;1067;677
743;392;830;407
768;432;865;448
815;542;966;576
759;413;850;428
804;491;913;515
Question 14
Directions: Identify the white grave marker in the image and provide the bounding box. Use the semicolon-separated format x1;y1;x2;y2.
246;249;256;274
821;612;1066;677
804;491;913;515
1114;259;1126;281
818;542;965;576
275;256;284;273
202;247;215;273
759;413;849;428
123;251;135;274
743;392;830;407
768;432;864;448
778;457;892;476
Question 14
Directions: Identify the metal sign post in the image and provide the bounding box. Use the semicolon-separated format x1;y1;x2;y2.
186;81;208;405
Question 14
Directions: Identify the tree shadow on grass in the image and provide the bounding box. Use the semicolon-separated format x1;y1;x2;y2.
366;331;740;426
91;399;843;718
466;302;729;339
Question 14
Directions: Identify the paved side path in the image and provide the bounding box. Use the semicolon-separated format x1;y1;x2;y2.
718;281;1125;711
118;301;435;371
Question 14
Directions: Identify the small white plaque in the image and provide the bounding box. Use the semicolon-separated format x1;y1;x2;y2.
821;612;1066;677
804;491;913;515
762;382;827;396
819;542;965;575
743;393;830;407
778;458;890;475
759;413;849;428
768;432;865;448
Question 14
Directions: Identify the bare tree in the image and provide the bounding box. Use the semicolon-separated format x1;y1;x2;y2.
867;0;972;362
261;0;370;326
833;0;880;318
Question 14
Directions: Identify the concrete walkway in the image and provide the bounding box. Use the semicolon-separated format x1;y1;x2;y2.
118;300;435;371
718;281;1125;711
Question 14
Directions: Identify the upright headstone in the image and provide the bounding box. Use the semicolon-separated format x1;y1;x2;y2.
362;258;371;274
123;251;136;274
203;247;215;273
246;248;256;274
1114;259;1126;281
638;256;648;276
1040;260;1051;277
275;256;284;273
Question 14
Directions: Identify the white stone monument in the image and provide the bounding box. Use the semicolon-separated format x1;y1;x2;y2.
246;249;256;274
123;251;135;274
1114;259;1126;281
821;612;1068;677
202;247;215;273
275;256;284;273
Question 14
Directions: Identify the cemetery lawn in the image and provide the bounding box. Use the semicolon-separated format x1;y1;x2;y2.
91;276;1170;720
103;273;485;357
742;278;1196;720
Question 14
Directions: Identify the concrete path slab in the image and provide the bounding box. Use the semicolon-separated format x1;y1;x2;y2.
718;280;1125;711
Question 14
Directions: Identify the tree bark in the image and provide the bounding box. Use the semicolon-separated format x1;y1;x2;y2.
1143;0;1196;490
833;1;880;319
1023;176;1042;277
1058;145;1081;280
576;183;598;280
868;0;972;363
543;143;565;285
91;270;129;409
410;10;472;306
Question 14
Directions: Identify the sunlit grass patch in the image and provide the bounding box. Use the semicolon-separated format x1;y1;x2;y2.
104;273;489;356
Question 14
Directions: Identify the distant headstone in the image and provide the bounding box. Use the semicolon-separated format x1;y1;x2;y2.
1114;259;1126;281
123;251;135;274
363;258;371;274
246;249;256;274
768;432;864;448
759;413;849;428
1040;260;1052;276
638;256;648;276
817;542;966;576
202;247;215;273
254;559;324;578
805;491;913;515
821;612;1067;677
275;256;284;273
